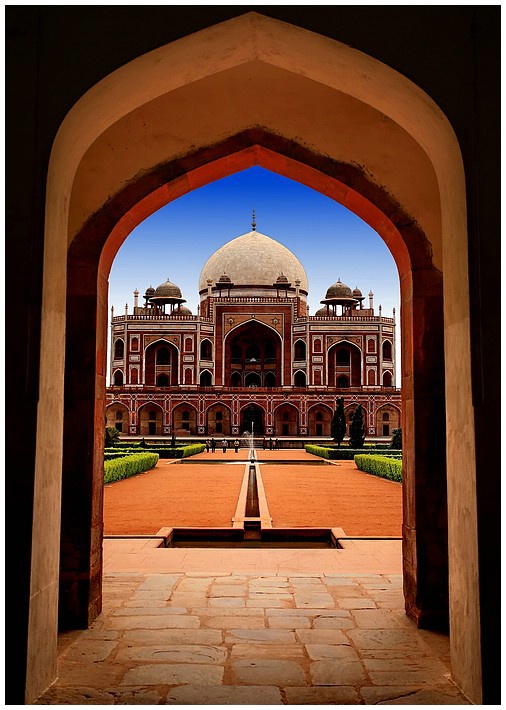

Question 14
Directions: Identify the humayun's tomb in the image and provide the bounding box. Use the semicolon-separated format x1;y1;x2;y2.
106;221;401;439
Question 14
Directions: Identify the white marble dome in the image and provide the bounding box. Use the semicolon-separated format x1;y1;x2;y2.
199;231;308;293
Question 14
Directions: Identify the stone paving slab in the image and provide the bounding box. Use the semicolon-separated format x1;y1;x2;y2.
114;644;227;664
231;659;307;686
285;686;360;704
360;685;469;704
229;643;306;659
36;686;164;704
310;658;366;685
121;663;224;686
166;684;283;704
38;566;471;705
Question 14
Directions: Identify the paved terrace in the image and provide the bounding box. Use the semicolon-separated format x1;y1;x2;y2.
37;542;469;705
38;449;469;704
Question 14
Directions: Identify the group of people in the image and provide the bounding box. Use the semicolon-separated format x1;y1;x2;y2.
204;437;280;453
205;438;240;453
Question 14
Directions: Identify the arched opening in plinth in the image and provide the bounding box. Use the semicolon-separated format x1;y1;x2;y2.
240;403;265;435
105;403;129;433
274;403;300;437
308;404;333;437
206;403;231;436
138;403;163;435
31;12;481;705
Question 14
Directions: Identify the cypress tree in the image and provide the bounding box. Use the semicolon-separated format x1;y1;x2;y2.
349;404;366;448
391;427;402;449
331;397;346;447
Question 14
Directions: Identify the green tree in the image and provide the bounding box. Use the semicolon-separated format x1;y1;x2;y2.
349;404;366;448
331;397;346;447
391;427;402;449
105;426;120;447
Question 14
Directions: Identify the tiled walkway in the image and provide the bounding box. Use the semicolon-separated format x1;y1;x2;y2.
37;544;469;705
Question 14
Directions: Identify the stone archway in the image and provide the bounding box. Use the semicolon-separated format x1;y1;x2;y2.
240;403;265;435
30;13;480;703
274;403;299;436
138;403;163;435
308;404;333;437
172;403;197;435
207;403;231;436
105;403;129;433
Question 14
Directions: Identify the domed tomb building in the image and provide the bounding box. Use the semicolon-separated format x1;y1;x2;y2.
107;226;400;439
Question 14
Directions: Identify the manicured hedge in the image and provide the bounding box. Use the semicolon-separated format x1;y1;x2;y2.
104;444;206;459
104;452;159;484
305;445;402;460
104;451;137;461
354;454;403;483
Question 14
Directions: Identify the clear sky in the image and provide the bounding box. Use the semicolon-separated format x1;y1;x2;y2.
109;166;400;384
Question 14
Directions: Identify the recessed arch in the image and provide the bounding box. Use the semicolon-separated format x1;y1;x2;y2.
113;338;124;360
382;339;393;361
273;402;300;436
172;402;197;434
327;340;363;388
138;402;163;435
105;402;129;432
224;319;283;388
31;12;479;704
112;369;124;386
293;339;306;360
206;402;231;436
144;339;179;386
293;369;307;387
240;402;265;435
308;403;333;437
200;338;213;361
375;403;401;437
199;369;213;387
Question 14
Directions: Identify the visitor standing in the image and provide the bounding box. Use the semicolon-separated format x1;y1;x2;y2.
275;438;279;449
205;439;210;453
171;433;176;448
233;439;240;453
222;439;229;454
211;437;216;453
269;437;273;450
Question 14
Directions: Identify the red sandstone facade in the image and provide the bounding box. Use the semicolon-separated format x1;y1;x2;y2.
106;229;400;438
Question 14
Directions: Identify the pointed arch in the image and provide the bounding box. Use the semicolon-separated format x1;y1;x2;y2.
138;402;163;435
31;12;479;703
328;340;362;387
105;402;129;432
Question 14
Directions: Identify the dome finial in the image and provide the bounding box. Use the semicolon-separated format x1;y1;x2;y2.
251;210;256;231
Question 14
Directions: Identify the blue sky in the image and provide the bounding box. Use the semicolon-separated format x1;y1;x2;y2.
109;166;400;383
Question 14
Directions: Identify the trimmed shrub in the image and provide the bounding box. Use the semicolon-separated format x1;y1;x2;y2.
104;444;205;459
104;452;159;484
306;445;402;460
105;426;120;446
103;451;137;461
354;454;403;483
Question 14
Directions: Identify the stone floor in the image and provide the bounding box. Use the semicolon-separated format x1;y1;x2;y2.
37;547;470;704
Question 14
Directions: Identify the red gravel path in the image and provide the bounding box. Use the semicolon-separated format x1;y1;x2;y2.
261;460;402;536
103;462;244;534
103;455;402;537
